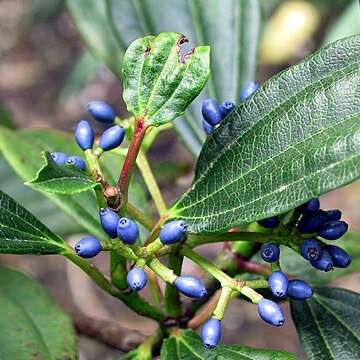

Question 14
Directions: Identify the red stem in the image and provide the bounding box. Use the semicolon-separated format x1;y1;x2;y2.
118;118;148;212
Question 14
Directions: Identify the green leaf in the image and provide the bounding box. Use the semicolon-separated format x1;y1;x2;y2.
68;0;263;156
122;32;210;127
0;102;16;129
0;189;67;254
65;0;122;78
280;231;360;285
0;267;76;360
160;329;298;360
0;157;81;236
27;151;100;194
291;287;360;360
171;35;360;233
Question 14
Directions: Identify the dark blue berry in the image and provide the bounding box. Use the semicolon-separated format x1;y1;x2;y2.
269;271;288;299
99;125;125;151
66;156;87;171
286;279;313;300
99;208;120;238
202;99;222;126
298;198;320;214
126;268;147;291
159;220;187;245
74;237;101;258
257;298;284;326
87;101;116;123
117;217;139;245
323;245;351;268
257;216;280;228
297;210;327;233
239;81;259;102
174;276;207;298
310;250;333;272
324;209;342;222
317;221;348;240
201;318;221;349
202;119;214;135
51;152;69;165
300;238;321;260
219;100;236;118
75;120;94;151
260;243;280;263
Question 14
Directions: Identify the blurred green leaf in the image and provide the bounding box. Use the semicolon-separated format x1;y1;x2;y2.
27;151;100;194
0;267;76;359
160;329;298;359
122;32;210;127
171;35;360;233
0;189;67;255
291;287;360;360
0;102;16;130
322;0;360;46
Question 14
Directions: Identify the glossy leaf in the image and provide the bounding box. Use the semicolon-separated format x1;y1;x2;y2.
0;189;67;255
171;35;360;233
0;267;76;360
280;231;360;285
27;151;100;194
291;287;360;360
160;329;298;359
68;0;263;156
122;32;210;127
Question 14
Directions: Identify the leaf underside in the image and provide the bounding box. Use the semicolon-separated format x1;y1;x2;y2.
0;267;76;360
160;329;298;360
291;287;360;360
171;35;360;233
27;151;100;194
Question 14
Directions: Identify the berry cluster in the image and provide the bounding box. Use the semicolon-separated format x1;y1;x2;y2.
51;101;125;171
201;81;259;135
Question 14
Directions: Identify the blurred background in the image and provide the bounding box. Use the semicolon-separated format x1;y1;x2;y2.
0;0;359;359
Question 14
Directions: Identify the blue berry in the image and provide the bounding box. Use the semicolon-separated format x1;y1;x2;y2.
219;100;236;118
317;221;348;240
286;279;313;300
300;238;321;260
324;209;342;222
260;243;280;263
99;125;125;151
174;276;207;298
268;271;288;299
239;81;259;102
299;198;320;214
159;220;187;245
257;216;280;228
202;99;222;126
51;152;69;165
126;268;147;291
66;156;87;171
75;120;94;151
297;210;327;233
310;250;333;272
323;245;351;268
87;101;116;123
99;208;120;238
201;318;221;349
74;237;101;258
257;298;285;326
117;217;139;245
202;119;214;135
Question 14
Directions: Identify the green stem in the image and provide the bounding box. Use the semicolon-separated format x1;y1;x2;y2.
144;213;170;246
213;286;233;320
147;268;164;306
125;203;155;231
64;249;164;322
240;286;263;303
147;258;177;284
110;239;138;261
137;150;167;216
110;252;128;290
146;238;164;256
186;231;283;248
165;247;183;317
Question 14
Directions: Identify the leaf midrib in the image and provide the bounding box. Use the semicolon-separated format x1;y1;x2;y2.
174;109;359;219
